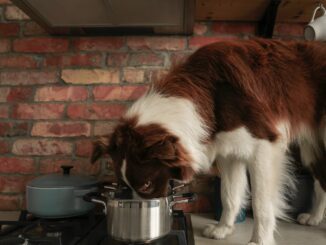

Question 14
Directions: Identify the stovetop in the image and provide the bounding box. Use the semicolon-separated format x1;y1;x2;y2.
0;210;194;245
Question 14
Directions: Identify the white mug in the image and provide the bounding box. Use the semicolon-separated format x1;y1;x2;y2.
304;4;326;41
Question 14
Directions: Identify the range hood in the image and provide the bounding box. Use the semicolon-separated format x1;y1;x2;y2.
12;0;195;35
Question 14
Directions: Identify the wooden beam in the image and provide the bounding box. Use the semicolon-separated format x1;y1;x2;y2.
276;0;326;23
196;0;326;23
196;0;270;21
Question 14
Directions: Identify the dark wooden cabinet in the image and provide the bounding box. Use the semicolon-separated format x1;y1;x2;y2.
12;0;195;35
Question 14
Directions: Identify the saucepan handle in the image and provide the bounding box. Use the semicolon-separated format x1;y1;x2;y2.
102;182;118;191
83;192;107;215
172;184;185;193
170;192;197;208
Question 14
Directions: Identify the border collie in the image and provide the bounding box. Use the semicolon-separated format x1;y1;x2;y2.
92;39;326;245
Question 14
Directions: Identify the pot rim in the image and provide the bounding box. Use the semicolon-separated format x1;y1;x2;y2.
27;183;99;190
105;195;173;202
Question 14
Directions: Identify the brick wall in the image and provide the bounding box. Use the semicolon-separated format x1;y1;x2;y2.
0;1;305;211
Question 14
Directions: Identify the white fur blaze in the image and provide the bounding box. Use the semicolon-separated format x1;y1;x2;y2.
125;92;210;172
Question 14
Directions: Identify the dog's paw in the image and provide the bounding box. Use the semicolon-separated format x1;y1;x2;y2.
247;241;275;245
297;213;323;226
202;224;233;240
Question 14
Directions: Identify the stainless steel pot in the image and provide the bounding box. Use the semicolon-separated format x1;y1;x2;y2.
84;187;196;242
26;165;99;218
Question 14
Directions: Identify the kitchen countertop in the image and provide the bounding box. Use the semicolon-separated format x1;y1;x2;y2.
1;212;325;244
192;213;326;245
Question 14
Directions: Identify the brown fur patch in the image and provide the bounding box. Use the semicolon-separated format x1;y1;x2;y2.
155;39;325;141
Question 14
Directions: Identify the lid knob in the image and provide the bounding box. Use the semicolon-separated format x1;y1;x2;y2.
61;165;73;175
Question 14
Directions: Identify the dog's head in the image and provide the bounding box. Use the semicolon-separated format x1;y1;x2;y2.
91;120;195;198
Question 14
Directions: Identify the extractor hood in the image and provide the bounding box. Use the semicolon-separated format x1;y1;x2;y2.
12;0;195;35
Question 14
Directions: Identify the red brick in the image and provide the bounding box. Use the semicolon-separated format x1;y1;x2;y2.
75;139;93;157
129;53;164;66
12;139;73;156
7;87;34;102
0;39;10;52
93;85;148;101
94;121;116;136
193;22;208;35
23;21;47;36
0;140;10;154
0;122;28;137
0;55;38;68
73;37;125;51
274;23;304;37
5;6;29;20
0;195;21;211
107;53;129;66
188;36;237;49
123;68;145;83
32;122;91;137
0;176;33;193
170;52;191;65
0;157;35;174
127;37;186;51
39;158;100;175
14;38;69;53
0;122;11;136
0;71;58;85
0;87;33;102
0;105;9;118
35;86;88;102
43;53;102;67
0;23;20;37
0;0;12;4
61;69;119;84
12;103;65;119
67;103;126;120
0;87;9;102
148;69;169;83
212;22;257;35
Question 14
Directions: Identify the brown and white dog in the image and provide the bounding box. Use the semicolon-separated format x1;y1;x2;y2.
92;39;326;245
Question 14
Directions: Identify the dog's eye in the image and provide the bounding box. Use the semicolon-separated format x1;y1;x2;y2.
138;181;153;194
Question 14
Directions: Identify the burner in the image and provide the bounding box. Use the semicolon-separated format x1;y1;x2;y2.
99;230;188;245
0;209;104;245
0;210;194;245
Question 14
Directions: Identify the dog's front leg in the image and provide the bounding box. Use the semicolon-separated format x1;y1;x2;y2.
247;143;283;245
203;159;248;240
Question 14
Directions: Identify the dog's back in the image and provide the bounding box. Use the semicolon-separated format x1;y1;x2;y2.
155;39;326;187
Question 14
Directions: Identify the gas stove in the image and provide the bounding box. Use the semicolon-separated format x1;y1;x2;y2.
0;210;194;245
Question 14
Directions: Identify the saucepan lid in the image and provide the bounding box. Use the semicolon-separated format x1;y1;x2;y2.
27;165;98;189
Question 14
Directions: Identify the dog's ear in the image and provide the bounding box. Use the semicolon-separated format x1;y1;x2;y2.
91;137;109;164
146;136;178;162
91;124;126;164
146;136;195;182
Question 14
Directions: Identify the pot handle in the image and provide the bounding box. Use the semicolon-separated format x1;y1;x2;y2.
83;192;107;215
170;192;197;208
172;184;185;193
102;181;118;191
